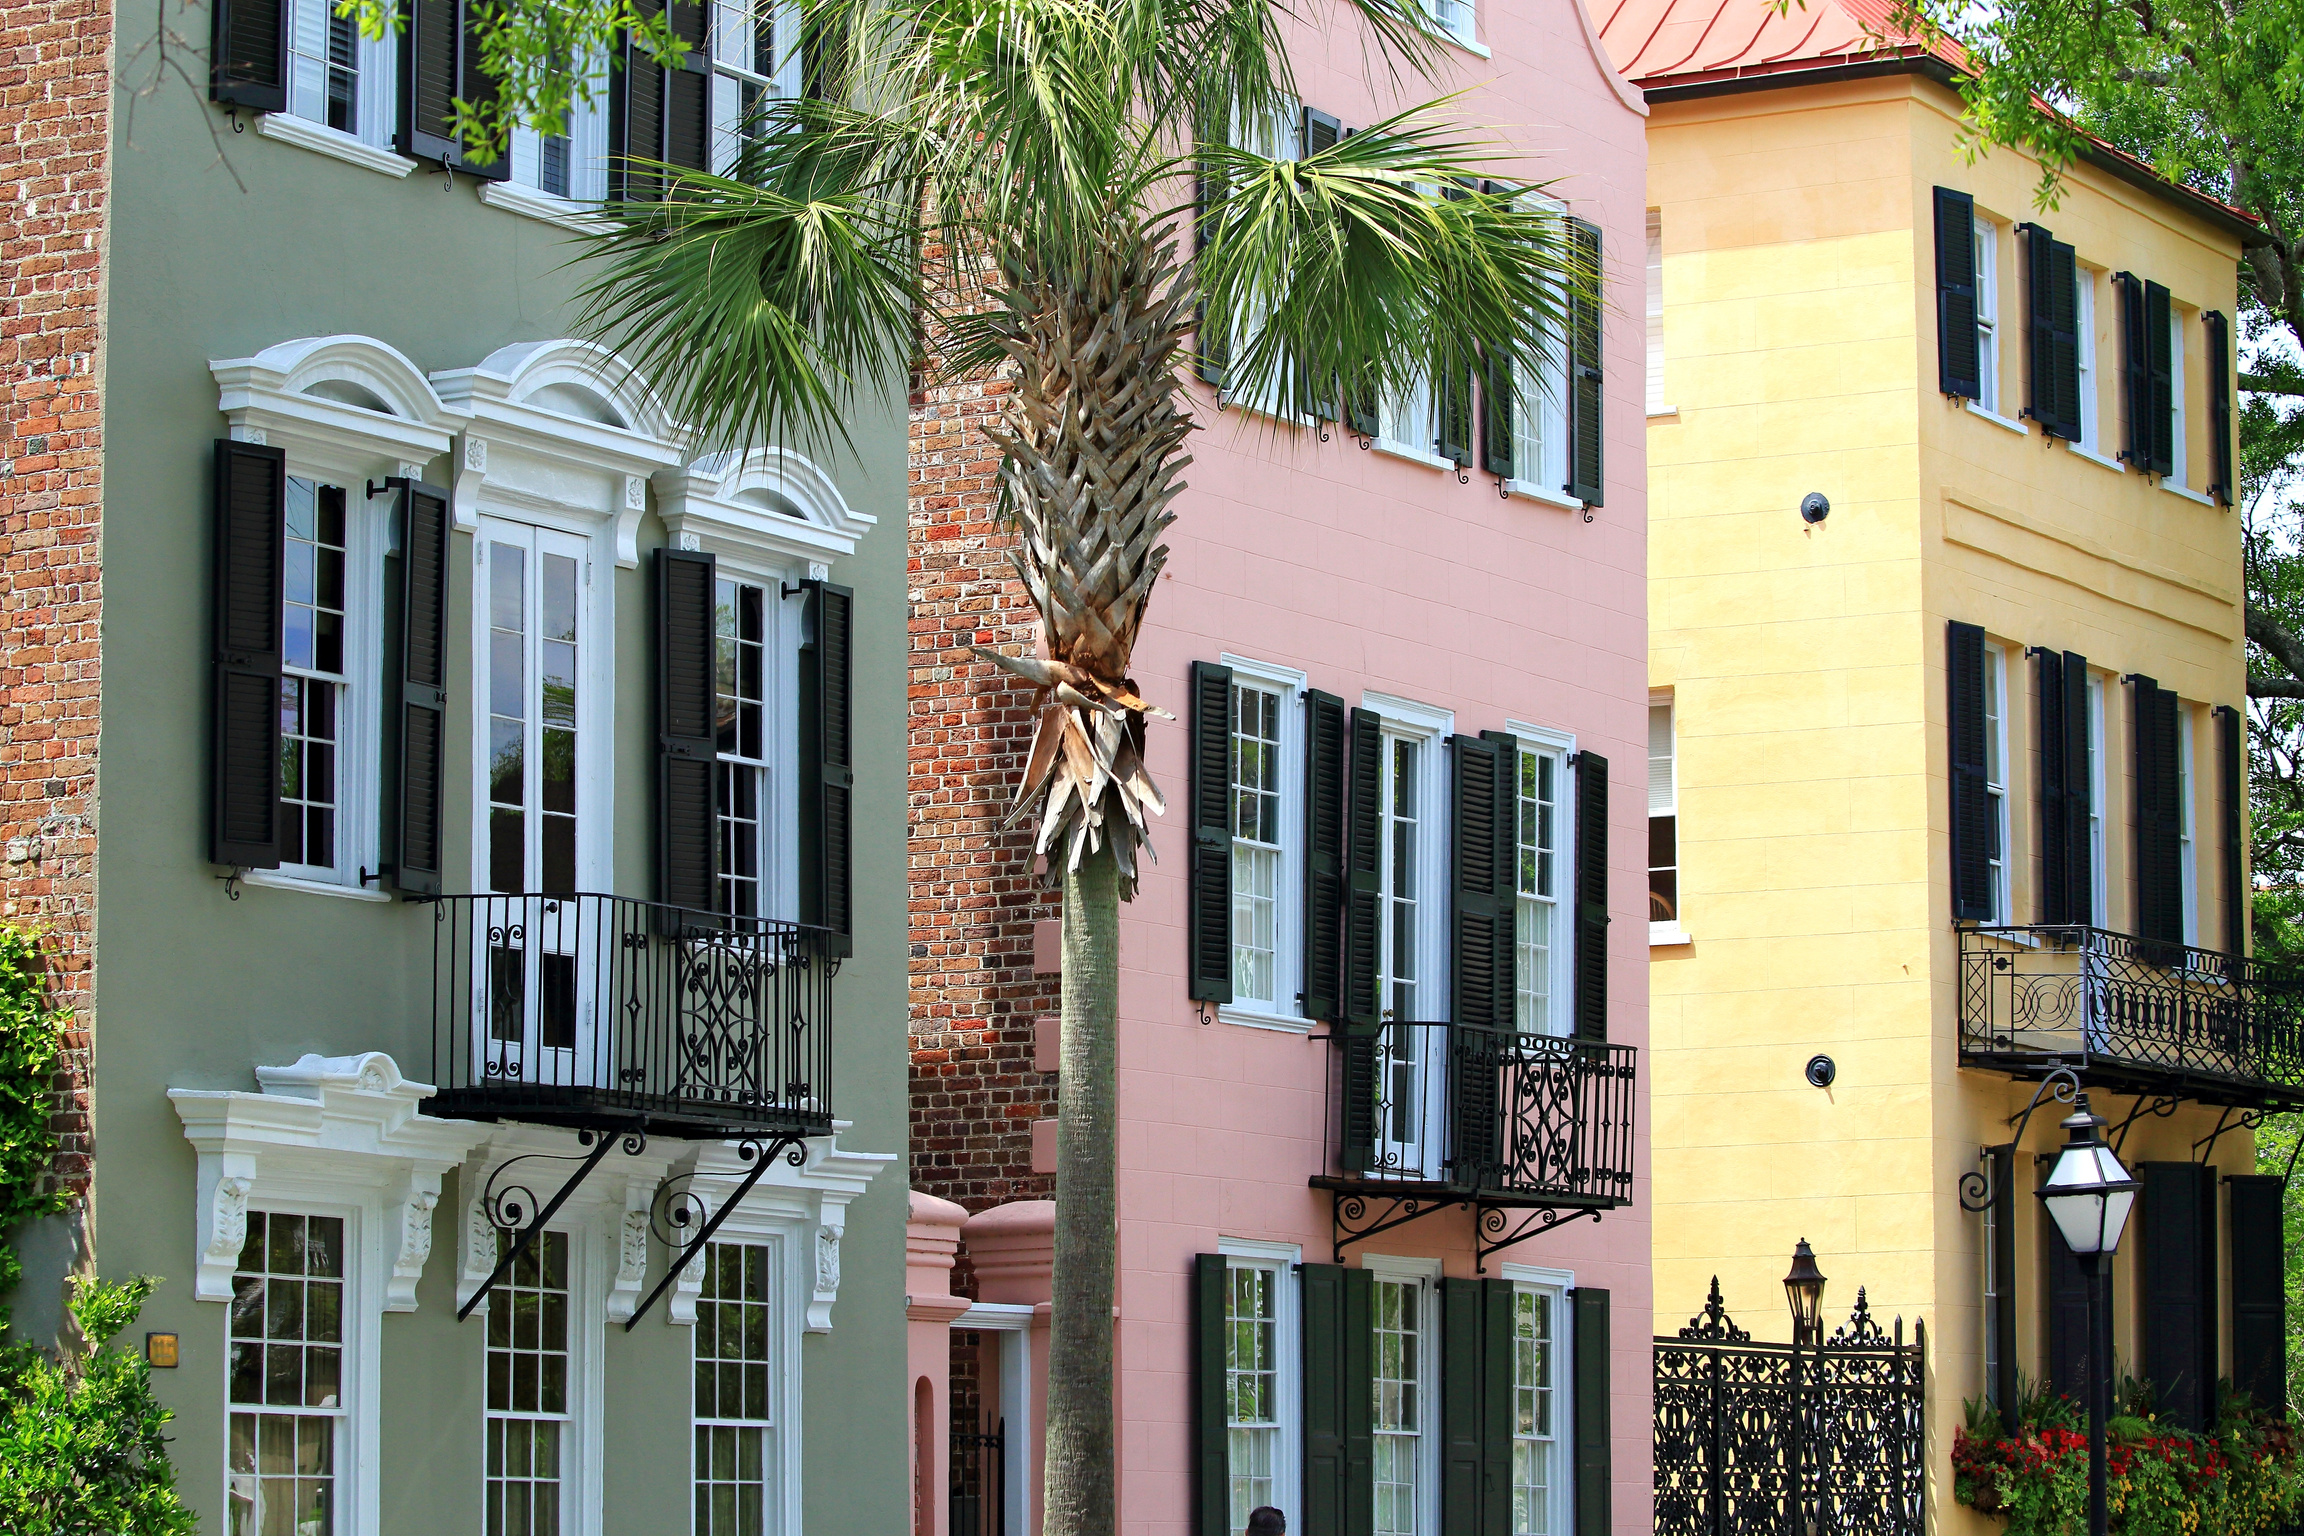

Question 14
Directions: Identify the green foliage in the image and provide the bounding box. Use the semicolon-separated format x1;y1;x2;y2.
0;926;68;1328
0;1278;197;1536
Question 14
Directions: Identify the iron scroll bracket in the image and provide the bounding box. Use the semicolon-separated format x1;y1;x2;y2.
621;1132;810;1330
1960;1065;2086;1213
2107;1093;2178;1157
1474;1204;1602;1273
1327;1188;1607;1271
2194;1104;2280;1164
1329;1191;1466;1264
458;1121;646;1322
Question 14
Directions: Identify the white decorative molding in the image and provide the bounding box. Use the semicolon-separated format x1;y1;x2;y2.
605;1178;654;1324
212;336;468;487
256;112;420;178
653;448;877;577
451;433;490;532
666;1126;892;1335
387;1184;439;1312
459;1188;502;1315
811;1222;843;1330
171;1053;488;1307
477;179;605;234
676;530;702;552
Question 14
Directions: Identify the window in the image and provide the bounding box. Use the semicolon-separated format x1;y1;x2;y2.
712;0;802;175
2077;268;2101;454
1511;1285;1569;1536
2179;706;2197;944
1226;1262;1282;1526
1648;699;1678;937
695;1241;776;1536
1382;377;1437;461
1513;311;1568;494
2169;308;2190;488
481;522;589;897
1973;217;2001;413
1381;734;1427;1023
1372;1275;1428;1536
1984;645;2010;923
486;1229;572;1536
282;0;391;143
228;1212;346;1536
717;577;773;919
1515;742;1570;1034
281;478;348;879
1231;681;1285;1007
1419;0;1476;45
1645;208;1665;415
1981;1187;2001;1415
2088;673;2107;923
510;73;609;203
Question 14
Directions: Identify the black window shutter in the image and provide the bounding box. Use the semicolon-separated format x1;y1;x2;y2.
1988;1144;2017;1418
798;579;854;954
2063;653;2092;926
2023;227;2081;440
457;0;511;181
1566;217;1605;506
2128;679;2182;947
2229;1175;2287;1414
2145;281;2175;477
1480;1279;1514;1535
1571;1286;1611;1536
1948;621;1990;922
1441;1278;1488;1533
212;440;286;870
2140;1161;2217;1432
1302;106;1342;155
1573;750;1608;1041
1451;734;1514;1031
2117;273;2150;468
2219;705;2245;954
656;548;720;914
2035;648;2069;925
395;0;508;175
1344;708;1384;1028
612;0;671;199
2205;310;2236;504
663;0;711;173
1188;661;1236;1005
1192;1254;1230;1536
390;479;451;895
1341;1266;1375;1536
1934;188;1980;399
1303;689;1347;1021
1479;730;1519;1027
1437;368;1474;468
2044;1212;2095;1412
1480;344;1514;480
1301;1262;1349;1534
210;0;287;111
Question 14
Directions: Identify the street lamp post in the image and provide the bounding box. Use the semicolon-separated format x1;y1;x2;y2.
1782;1240;1829;1536
2036;1094;2138;1536
1783;1238;1827;1347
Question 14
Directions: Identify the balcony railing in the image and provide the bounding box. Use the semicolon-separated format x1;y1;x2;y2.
1958;925;2304;1110
425;892;836;1140
1317;1022;1638;1208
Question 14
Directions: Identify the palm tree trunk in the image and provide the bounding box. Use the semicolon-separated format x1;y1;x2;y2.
1043;841;1119;1535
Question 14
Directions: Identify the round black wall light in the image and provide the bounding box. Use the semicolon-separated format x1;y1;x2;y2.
1800;493;1831;525
1805;1054;1837;1088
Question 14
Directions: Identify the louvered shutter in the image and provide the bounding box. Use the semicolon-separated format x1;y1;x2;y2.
2219;705;2245;954
656;548;719;914
1948;621;1990;922
2140;1162;2217;1432
613;0;671;199
2118;273;2150;468
2036;648;2069;925
1188;662;1236;1005
457;0;510;180
1934;188;1980;399
1341;1266;1375;1536
1437;368;1473;468
1480;1279;1514;1535
2063;653;2092;926
664;0;711;173
1573;750;1608;1041
2205;310;2236;504
212;440;286;870
396;0;508;175
2044;1166;2113;1421
1340;708;1384;1170
2023;227;2081;440
210;0;287;111
1478;730;1519;1027
2145;280;2175;477
1302;107;1342;155
390;479;451;895
1988;1144;2017;1417
2131;676;2182;948
1192;1254;1229;1536
798;579;854;954
1571;1287;1611;1536
1452;734;1515;1031
1566;217;1605;505
2229;1175;2287;1413
1480;342;1514;480
1193;97;1228;388
1441;1278;1488;1533
1302;1263;1349;1535
1303;689;1347;1020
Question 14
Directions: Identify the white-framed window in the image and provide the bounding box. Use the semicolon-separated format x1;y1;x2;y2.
479;520;594;898
1419;0;1477;46
1499;191;1571;496
1220;658;1306;1026
278;476;368;885
2169;307;2190;489
227;1209;350;1536
1647;697;1678;940
1645;207;1665;415
1503;1268;1573;1536
283;0;394;145
716;574;778;920
509;66;610;203
694;1240;778;1536
711;0;803;175
2179;704;2198;945
1220;1240;1302;1531
2088;672;2107;924
486;1227;575;1536
1980;1184;2001;1413
1366;1257;1440;1536
2076;267;2101;455
1368;696;1450;1173
1983;643;2010;923
1512;728;1574;1035
1973;216;2001;414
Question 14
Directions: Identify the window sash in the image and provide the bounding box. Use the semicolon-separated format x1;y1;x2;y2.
2077;271;2100;452
2178;706;2197;944
1973;219;2000;413
1371;1276;1427;1536
1231;682;1286;1006
2169;309;2189;487
2088;674;2107;922
1516;746;1565;1035
1512;1284;1566;1536
1983;645;2008;922
1380;737;1424;1021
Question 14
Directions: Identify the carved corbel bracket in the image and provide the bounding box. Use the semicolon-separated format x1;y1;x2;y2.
385;1174;443;1313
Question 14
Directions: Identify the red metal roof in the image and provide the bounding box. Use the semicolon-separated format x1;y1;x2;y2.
1592;0;1952;88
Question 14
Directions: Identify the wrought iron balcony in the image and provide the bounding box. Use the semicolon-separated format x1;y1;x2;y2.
1958;925;2304;1111
1314;1022;1637;1264
424;893;837;1141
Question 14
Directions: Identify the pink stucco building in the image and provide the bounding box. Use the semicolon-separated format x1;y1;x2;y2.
905;4;1653;1534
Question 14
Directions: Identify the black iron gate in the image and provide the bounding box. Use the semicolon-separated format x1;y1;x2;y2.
950;1416;1005;1536
1654;1280;1927;1536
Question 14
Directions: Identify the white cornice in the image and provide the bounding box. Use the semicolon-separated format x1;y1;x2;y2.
654;447;876;575
212;336;469;480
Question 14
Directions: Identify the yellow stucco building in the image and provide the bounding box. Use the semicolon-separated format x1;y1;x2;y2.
1592;0;2288;1525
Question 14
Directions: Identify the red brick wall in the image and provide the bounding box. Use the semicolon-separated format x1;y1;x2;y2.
907;361;1061;1222
0;0;106;1202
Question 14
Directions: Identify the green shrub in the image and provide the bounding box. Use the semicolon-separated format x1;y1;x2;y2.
0;925;69;1325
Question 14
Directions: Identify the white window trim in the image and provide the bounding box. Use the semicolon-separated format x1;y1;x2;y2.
2069;441;2128;474
276;476;388;890
242;869;394;902
273;0;398;157
2088;673;2107;924
2077;268;2101;455
505;57;611;204
1639;693;1685;947
1974;215;2001;415
2168;307;2189;490
1964;399;2029;435
1985;643;2011;925
1362;1253;1444;1536
478;1212;611;1536
478;180;607;234
1218;1238;1304;1527
955;1301;1037;1536
172;1053;494;1536
2165;480;2218;508
2179;705;2198;946
1499;1261;1575;1536
1645;207;1668;417
686;1228;792;1536
1220;656;1310;1031
1507;719;1578;1032
1364;691;1454;1030
256;112;418;177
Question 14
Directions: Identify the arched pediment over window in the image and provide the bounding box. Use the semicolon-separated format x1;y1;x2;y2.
211;335;468;478
653;448;878;573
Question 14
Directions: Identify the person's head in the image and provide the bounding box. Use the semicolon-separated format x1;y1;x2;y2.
1247;1509;1286;1536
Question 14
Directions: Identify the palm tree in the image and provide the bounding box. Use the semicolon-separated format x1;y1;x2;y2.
573;2;1593;1527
